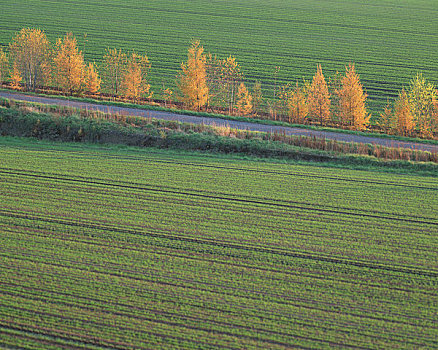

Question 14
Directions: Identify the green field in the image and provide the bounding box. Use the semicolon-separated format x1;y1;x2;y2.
1;0;438;114
0;137;437;348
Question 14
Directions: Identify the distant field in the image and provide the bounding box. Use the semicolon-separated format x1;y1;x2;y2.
1;0;438;114
0;137;437;348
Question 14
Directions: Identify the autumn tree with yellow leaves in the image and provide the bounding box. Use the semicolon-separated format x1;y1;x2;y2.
432;96;438;134
177;40;208;110
236;82;253;116
9;28;51;90
336;64;369;130
10;63;22;89
121;52;152;101
85;62;101;94
287;82;309;124
206;54;244;112
395;89;415;136
0;49;8;85
54;33;85;94
163;87;173;108
308;64;331;125
278;83;293;118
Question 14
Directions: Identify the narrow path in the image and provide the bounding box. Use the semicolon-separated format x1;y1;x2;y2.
1;91;437;153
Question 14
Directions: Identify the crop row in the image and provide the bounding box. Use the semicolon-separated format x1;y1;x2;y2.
3;213;435;297
3;139;438;189
0;139;437;348
1;167;437;268
1;191;437;273
1;231;436;349
1;246;436;349
1;152;437;219
2;166;437;225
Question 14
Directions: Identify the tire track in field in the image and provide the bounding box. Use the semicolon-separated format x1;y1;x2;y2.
4;224;435;297
4;188;437;259
3;259;435;348
8;145;438;190
0;319;214;350
1;209;436;277
1;168;437;226
7;245;432;325
5;277;436;340
101;156;438;190
4;143;438;189
0;302;305;350
0;323;136;350
1;269;373;350
5;244;437;331
0;331;81;350
0;283;353;347
2;256;436;347
5;171;438;237
2;288;429;350
2;289;367;350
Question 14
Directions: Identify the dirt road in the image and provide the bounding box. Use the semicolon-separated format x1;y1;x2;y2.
1;91;437;153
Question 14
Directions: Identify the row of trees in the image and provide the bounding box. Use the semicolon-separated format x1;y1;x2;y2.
1;28;437;137
173;40;370;129
0;28;151;99
176;40;438;136
378;75;438;138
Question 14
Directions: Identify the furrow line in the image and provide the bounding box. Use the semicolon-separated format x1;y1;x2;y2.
3;225;435;295
3;262;435;335
1;168;437;226
3;283;436;342
1;209;437;277
4;149;437;191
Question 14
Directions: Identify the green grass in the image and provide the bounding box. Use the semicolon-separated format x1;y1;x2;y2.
4;90;438;146
0;136;437;348
1;103;438;175
1;0;437;116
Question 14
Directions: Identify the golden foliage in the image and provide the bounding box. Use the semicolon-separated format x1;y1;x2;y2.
278;83;293;118
337;63;369;130
163;87;173;107
308;64;331;124
0;48;8;84
54;33;85;94
121;52;151;101
236;82;253;116
432;96;438;134
395;89;415;136
205;54;244;112
177;40;208;110
9;28;51;90
10;62;22;89
287;82;308;124
85;62;101;94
